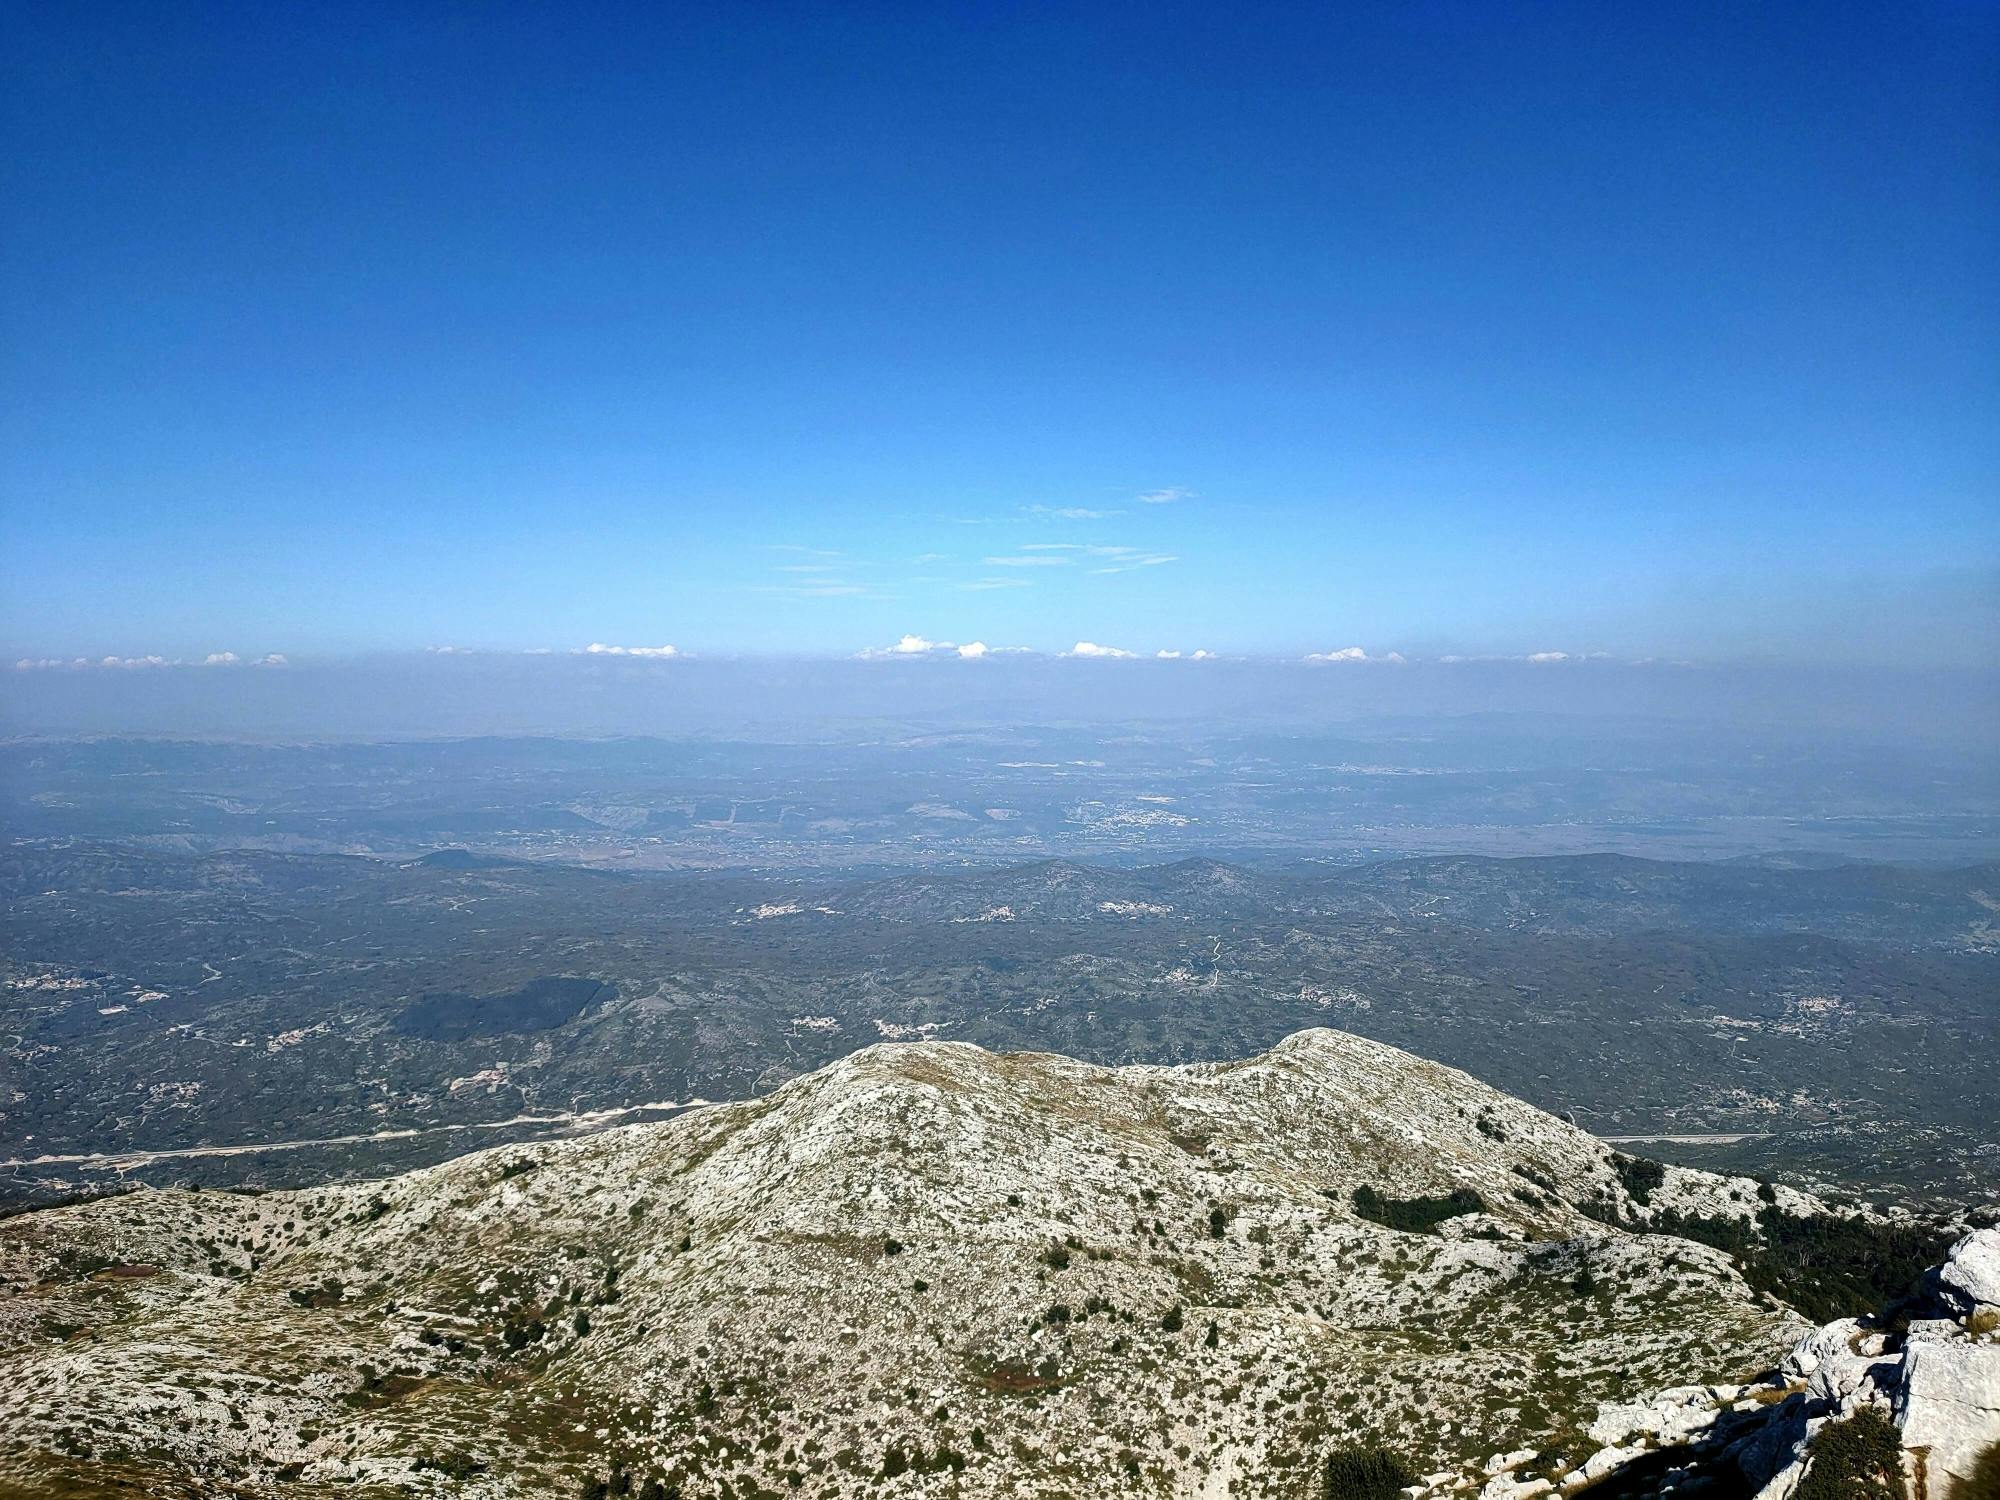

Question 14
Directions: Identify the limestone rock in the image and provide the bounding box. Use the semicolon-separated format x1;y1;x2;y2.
1939;1228;2000;1317
1897;1337;2000;1486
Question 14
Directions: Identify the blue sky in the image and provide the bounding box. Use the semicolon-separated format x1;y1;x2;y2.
3;1;1995;666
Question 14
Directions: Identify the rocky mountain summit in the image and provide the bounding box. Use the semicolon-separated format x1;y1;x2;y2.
0;1029;1981;1498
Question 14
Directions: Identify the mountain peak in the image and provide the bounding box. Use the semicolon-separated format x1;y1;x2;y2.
0;1030;1857;1499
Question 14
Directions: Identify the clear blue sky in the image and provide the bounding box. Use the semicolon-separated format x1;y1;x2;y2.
3;1;1994;665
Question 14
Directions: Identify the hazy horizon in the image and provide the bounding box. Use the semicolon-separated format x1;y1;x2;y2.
5;649;1996;748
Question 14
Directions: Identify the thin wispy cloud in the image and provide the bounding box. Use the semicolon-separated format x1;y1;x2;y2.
1437;650;1608;664
1012;543;1178;569
751;577;878;598
983;554;1072;567
1090;553;1177;574
14;652;287;670
582;642;680;658
1136;486;1194;505
1303;647;1405;664
1026;504;1119;520
960;577;1034;590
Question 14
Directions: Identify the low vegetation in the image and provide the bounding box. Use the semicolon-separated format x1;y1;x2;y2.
1323;1443;1416;1500
1350;1185;1485;1234
1797;1407;1905;1500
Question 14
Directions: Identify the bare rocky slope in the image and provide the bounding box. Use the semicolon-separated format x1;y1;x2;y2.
0;1029;1973;1499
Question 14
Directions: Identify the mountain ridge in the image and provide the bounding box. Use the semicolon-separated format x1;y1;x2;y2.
0;1026;1881;1498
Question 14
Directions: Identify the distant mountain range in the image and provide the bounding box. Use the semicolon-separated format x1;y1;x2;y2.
3;845;1996;1207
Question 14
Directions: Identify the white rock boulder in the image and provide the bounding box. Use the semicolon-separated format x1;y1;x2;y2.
1939;1228;2000;1317
1895;1337;2000;1486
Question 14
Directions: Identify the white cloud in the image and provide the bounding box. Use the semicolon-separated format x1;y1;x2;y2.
1004;542;1182;574
1156;649;1182;659
859;634;951;658
1066;641;1136;658
1437;651;1605;664
858;635;1021;660
1303;647;1407;665
1026;505;1117;520
583;642;680;659
1136;486;1194;505
1090;553;1177;574
427;645;472;656
255;653;288;666
959;577;1034;591
1191;649;1214;660
14;651;288;671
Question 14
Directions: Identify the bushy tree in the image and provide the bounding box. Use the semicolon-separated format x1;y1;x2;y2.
1323;1444;1416;1500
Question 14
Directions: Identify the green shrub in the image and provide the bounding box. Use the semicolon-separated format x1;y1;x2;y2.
1323;1443;1416;1500
1750;1208;1948;1323
1352;1184;1485;1233
1612;1154;1667;1205
1798;1407;1904;1500
1633;1200;1946;1322
1951;1441;2000;1500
